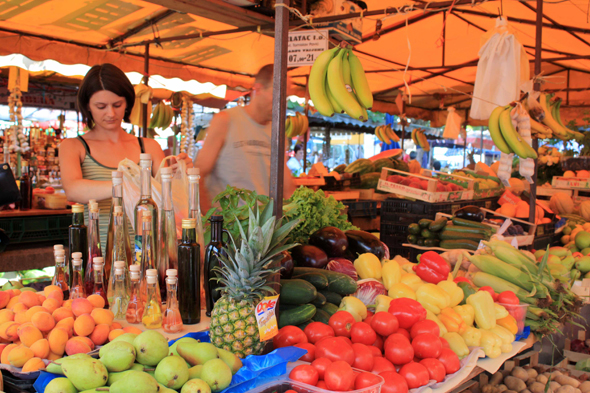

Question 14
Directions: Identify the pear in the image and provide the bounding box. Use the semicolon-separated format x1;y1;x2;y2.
217;348;243;374
99;341;136;372
177;342;219;366
45;361;65;375
109;370;159;393
181;378;212;393
169;337;199;357
201;359;232;392
188;365;203;380
133;330;169;366
61;357;108;391
45;377;77;393
112;333;137;346
158;383;178;393
154;355;189;390
107;370;134;386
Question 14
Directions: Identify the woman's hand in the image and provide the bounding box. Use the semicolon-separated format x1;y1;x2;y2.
169;152;194;174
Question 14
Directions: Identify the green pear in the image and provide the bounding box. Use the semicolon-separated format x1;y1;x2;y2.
45;361;64;375
133;330;169;366
201;359;232;392
216;348;243;374
45;377;77;393
99;341;136;372
181;378;212;393
154;355;189;390
177;342;219;366
109;370;159;393
188;365;203;380
158;383;178;393
61;358;108;391
107;370;134;386
112;333;138;346
169;337;199;357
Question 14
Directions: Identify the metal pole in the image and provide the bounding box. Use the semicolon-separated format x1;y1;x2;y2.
480;126;484;163
400;100;406;152
303;76;310;173
141;43;149;138
529;0;543;224
269;0;289;218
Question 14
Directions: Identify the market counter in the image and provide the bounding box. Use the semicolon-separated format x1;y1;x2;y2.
117;310;211;341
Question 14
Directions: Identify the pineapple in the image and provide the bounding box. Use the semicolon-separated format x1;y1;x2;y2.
209;201;299;358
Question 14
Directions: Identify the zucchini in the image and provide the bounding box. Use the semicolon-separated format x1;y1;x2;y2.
311;292;327;307
297;321;313;330
429;218;448;232
424;239;439;247
293;268;357;295
292;272;329;290
319;290;342;305
278;303;299;312
280;279;317;305
440;239;479;251
418;219;433;228
279;304;316;328
407;235;418;244
408;223;421;235
452;217;494;232
321;303;339;316
417;238;425;246
439;230;485;241
421;229;436;239
444;225;491;237
312;309;331;324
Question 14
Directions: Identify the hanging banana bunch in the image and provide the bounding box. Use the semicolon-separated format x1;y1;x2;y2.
487;105;537;159
411;128;430;152
149;101;175;130
521;93;584;142
374;124;400;144
129;84;153;127
308;44;372;120
285;112;309;139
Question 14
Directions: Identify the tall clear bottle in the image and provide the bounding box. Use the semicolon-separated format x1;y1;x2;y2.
142;275;162;329
158;167;178;303
52;252;70;300
85;201;102;296
92;258;108;308
145;269;161;305
68;204;88;288
110;268;129;320
107;261;128;306
163;269;183;333
105;171;133;280
187;168;205;309
70;253;85;299
134;154;158;267
178;218;201;324
139;211;158;303
107;206;130;303
204;215;227;317
19;160;32;211
126;269;143;324
3;143;9;165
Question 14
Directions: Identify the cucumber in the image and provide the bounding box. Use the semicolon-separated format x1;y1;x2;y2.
280;279;317;305
319;290;342;305
292;272;329;290
440;239;480;251
293;268;357;295
421;229;436;239
297;321;313;330
279;304;316;328
407;235;418;244
439;230;485;241
408;223;421;235
419;219;433;228
417;238;425;246
278;303;299;312
312;309;331;324
312;292;327;307
429;218;448;232
321;303;339;316
445;224;491;237
424;239;439;247
452;217;495;232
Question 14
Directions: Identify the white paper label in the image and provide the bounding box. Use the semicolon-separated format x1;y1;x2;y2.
288;30;329;67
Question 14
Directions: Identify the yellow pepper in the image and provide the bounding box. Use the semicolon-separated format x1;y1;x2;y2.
388;282;416;300
339;296;367;319
490;325;515;354
374;295;393;313
354;253;382;280
401;263;417;274
494;303;509;320
443;332;470;359
381;260;402;290
453;304;475;327
480;330;502;359
426;310;447;336
400;273;424;291
437;280;464;307
466;291;496;330
461;327;482;347
496;315;518;335
416;284;450;314
439;307;467;334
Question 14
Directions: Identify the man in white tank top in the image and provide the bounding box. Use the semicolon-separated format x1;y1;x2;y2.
196;64;296;211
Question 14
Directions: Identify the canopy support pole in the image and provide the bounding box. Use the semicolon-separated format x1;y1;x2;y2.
269;0;290;218
401;101;406;152
141;43;149;138
303;75;310;173
529;0;543;224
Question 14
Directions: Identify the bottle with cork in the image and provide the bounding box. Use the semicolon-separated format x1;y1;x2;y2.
177;218;201;324
68;204;88;287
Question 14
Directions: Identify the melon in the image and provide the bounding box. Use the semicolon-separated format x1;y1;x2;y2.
507;178;525;195
490;161;500;176
577;170;590;179
580;201;590;222
550;192;574;215
564;170;576;178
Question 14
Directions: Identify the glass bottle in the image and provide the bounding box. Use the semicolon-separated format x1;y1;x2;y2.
68;204;88;288
52;253;70;300
145;269;161;305
178;218;201;324
107;261;127;305
126;270;143;324
158;167;178;303
70;253;85;299
163;269;183;333
3;143;9;165
105;171;133;279
110;268;129;320
19;160;32;211
187;168;205;255
107;206;130;301
204;215;227;317
92;258;108;308
139;211;157;303
134;154;158;267
85;202;102;296
142;275;162;329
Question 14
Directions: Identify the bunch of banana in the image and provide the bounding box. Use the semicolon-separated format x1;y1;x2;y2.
308;45;372;121
488;105;537;159
285;112;309;138
149;101;175;129
547;95;584;142
129;84;153;127
375;124;400;144
411;128;430;152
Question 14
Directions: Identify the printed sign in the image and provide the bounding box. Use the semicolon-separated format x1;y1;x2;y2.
288;29;329;67
255;295;279;341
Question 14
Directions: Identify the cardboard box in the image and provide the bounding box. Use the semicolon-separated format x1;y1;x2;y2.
311;0;363;43
551;176;590;189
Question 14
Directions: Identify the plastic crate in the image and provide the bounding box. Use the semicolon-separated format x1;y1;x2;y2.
535;215;557;237
343;200;378;218
380;222;410;247
532;235;555;251
320;173;361;191
2;369;35;393
386;245;433;262
0;214;71;244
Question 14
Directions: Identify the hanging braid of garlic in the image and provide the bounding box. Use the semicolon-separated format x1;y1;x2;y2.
179;95;189;154
187;101;196;159
8;87;29;154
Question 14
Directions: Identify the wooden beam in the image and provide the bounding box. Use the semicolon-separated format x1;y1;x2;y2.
363;11;437;42
109;9;176;47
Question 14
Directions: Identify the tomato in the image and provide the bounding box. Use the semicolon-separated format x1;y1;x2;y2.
315;337;355;365
355;372;383;390
273;326;308;348
316;381;327;389
351;343;374;371
396;328;411;340
294;343;316;362
351;371;360;390
438;348;461;374
311;357;332;379
289;364;319;386
419;358;446;382
410;320;440;338
440;337;450;349
373;356;396;373
384;334;414;365
379;370;409;393
479;286;498;301
388;298;427;329
497;291;519;305
365;309;374;319
399;362;429;389
285;390;297;393
304;322;335;344
372;334;383;351
412;333;442;359
329;311;356;337
369;345;383;357
364;314;373;325
371;312;399;337
351;322;377;345
324;360;356;391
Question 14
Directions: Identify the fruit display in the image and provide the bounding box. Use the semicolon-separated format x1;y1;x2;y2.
385;172;465;192
129;84;153;127
488;105;537;159
480;365;588;393
374;124;400;144
148;101;175;130
411;129;430;152
285;112;309;138
453;170;502;191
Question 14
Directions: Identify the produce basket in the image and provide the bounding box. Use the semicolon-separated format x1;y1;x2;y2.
0;214;71;244
429;169;505;200
561;156;590;172
535;212;556;236
342;200;378;218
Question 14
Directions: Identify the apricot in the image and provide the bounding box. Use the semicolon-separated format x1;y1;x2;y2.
37;294;46;304
12;302;27;313
8;345;34;367
111;322;122;330
73;314;95;337
14;311;28;324
19;292;41;308
48;328;69;355
43;285;62;297
0;309;15;325
65;338;91;356
18;325;43;347
21;357;45;372
30;338;50;359
1;343;17;364
42;298;60;314
71;299;93;317
71;336;94;351
55;317;74;338
123;326;142;335
25;306;49;322
90;308;114;326
52;307;74;322
0;291;10;309
87;294;106;309
62;299;73;310
89;324;110;346
31;312;55;333
47;290;64;305
0;321;19;341
108;329;125;342
7;296;20;310
47;351;61;361
0;343;7;358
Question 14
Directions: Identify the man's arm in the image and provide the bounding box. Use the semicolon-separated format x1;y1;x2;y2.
283;162;296;199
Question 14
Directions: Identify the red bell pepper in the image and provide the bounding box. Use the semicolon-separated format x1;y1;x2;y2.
454;277;471;284
478;286;498;301
413;251;450;284
388;298;427;329
497;291;519;305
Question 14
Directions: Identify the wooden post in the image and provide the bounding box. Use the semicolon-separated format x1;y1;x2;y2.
529;0;543;224
303;76;310;173
141;43;150;138
480;126;484;163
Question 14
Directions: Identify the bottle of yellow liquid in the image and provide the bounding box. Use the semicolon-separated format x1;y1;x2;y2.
142;274;162;329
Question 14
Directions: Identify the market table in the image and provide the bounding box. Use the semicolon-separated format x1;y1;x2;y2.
116;310;211;342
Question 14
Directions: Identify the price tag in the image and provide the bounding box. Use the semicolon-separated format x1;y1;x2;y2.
288;30;329;67
255;295;279;341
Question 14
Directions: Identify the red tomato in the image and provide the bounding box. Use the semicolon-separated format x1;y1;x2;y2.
351;371;360;390
329;311;356;337
388;298;427;329
304;322;335;344
479;286;498;301
316;381;327;389
397;328;411;340
365;309;374;319
351;343;374;371
412;333;442;359
453;277;471;284
410;320;440;338
440;337;450;349
289;364;319;386
311;357;332;379
438;348;461;374
324;361;356;391
419;358;446;382
369;346;383;357
285;390;298;393
372;334;384;351
294;343;316;362
351;322;377;345
380;370;409;393
364;314;373;325
384;334;414;365
315;337;355;365
273;326;308;348
399;362;430;389
373;357;396;373
371;312;399;337
355;372;383;390
497;291;519;305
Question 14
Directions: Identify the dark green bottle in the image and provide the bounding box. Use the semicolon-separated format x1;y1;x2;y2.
178;218;201;324
68;203;88;288
204;215;227;317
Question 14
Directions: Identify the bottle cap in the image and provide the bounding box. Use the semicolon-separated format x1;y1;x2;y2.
210;215;223;222
89;203;99;213
93;262;103;270
56;256;65;263
114;206;123;214
112;171;123;178
72;204;84;213
71;252;82;259
93;257;104;264
114;261;125;268
147;276;157;284
146;269;157;276
140;153;152;161
89;199;96;205
21;160;28;166
129;264;140;272
187;168;200;176
166;277;177;284
182;218;196;229
166;269;177;277
160;167;173;175
55;250;65;258
53;245;64;251
130;272;140;280
115;268;124;275
72;258;82;266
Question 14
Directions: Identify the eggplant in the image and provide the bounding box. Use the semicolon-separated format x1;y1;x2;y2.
291;245;329;268
345;230;385;260
279;251;294;279
454;206;484;222
309;226;349;257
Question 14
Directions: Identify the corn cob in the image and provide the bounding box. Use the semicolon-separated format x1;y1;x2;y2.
471;272;536;305
468;255;537;292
